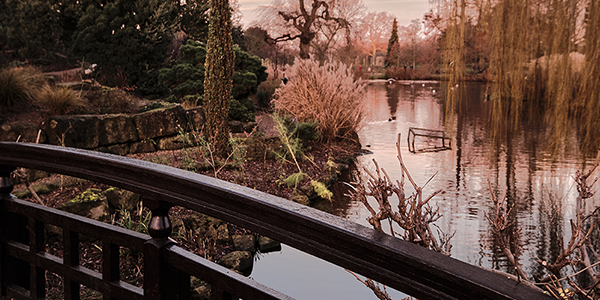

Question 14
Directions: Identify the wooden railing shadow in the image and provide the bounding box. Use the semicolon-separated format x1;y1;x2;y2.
0;142;552;300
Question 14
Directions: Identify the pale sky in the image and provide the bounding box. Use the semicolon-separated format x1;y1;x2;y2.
237;0;432;28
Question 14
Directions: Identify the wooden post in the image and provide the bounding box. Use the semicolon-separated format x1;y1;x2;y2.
143;199;176;300
0;166;14;199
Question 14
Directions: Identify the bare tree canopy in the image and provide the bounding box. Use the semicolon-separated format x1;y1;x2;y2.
256;0;358;59
356;11;394;64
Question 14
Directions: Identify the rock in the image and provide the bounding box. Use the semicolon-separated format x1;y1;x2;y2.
133;104;186;140
228;120;244;133
26;169;50;182
291;192;310;205
258;236;281;253
10;168;50;185
46;115;101;148
185;107;206;131
206;223;229;245
129;140;156;154
190;278;210;300
0;123;46;143
11;175;87;199
335;155;356;166
243;121;257;133
106;143;130;156
98;114;138;146
57;188;110;222
217;251;253;273
186;213;210;237
103;187;140;212
299;185;317;199
155;135;186;151
185;213;229;244
232;235;256;252
12;181;59;199
323;162;349;175
318;174;338;187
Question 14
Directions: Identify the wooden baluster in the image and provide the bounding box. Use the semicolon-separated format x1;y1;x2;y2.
29;218;46;299
64;230;80;300
143;199;176;300
103;241;120;300
0;165;15;297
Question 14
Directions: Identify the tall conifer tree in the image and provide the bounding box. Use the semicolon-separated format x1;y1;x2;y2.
204;0;235;157
385;18;399;67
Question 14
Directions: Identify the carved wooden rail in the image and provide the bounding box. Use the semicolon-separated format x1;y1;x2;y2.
0;142;552;300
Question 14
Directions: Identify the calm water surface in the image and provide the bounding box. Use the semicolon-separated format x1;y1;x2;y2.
250;81;599;299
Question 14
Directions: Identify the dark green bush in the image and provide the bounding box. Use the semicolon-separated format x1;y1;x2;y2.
279;115;321;142
71;0;179;93
295;120;321;141
229;98;255;122
160;40;267;105
255;80;280;109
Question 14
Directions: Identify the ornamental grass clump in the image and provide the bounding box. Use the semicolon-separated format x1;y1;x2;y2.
35;85;85;115
0;67;35;112
272;58;366;141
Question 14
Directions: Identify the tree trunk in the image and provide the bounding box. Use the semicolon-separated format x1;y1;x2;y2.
299;39;311;59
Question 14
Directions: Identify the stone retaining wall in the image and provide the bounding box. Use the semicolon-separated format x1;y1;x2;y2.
1;104;207;155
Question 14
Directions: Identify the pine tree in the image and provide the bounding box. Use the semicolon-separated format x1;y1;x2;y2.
385;18;399;67
203;0;235;157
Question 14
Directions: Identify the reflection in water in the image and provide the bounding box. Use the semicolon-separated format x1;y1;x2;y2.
349;80;600;279
251;81;600;299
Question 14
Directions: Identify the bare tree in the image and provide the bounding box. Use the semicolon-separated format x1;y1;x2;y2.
355;11;394;65
312;0;366;62
401;19;421;69
255;0;351;59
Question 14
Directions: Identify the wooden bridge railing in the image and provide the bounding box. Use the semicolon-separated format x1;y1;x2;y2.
0;142;552;300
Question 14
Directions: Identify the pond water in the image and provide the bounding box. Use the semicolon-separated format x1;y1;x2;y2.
250;81;600;299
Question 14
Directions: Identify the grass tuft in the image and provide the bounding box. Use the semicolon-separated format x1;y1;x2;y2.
35;85;85;115
0;68;34;111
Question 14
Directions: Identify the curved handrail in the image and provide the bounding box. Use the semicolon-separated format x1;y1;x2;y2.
0;142;552;300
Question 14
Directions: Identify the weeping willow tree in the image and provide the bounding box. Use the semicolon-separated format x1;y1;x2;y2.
488;0;530;132
436;0;600;153
578;0;600;153
439;0;467;132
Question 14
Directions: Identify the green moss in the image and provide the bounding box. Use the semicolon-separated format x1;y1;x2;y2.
70;188;104;203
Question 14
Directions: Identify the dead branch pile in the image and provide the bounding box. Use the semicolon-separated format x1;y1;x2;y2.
347;134;453;254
